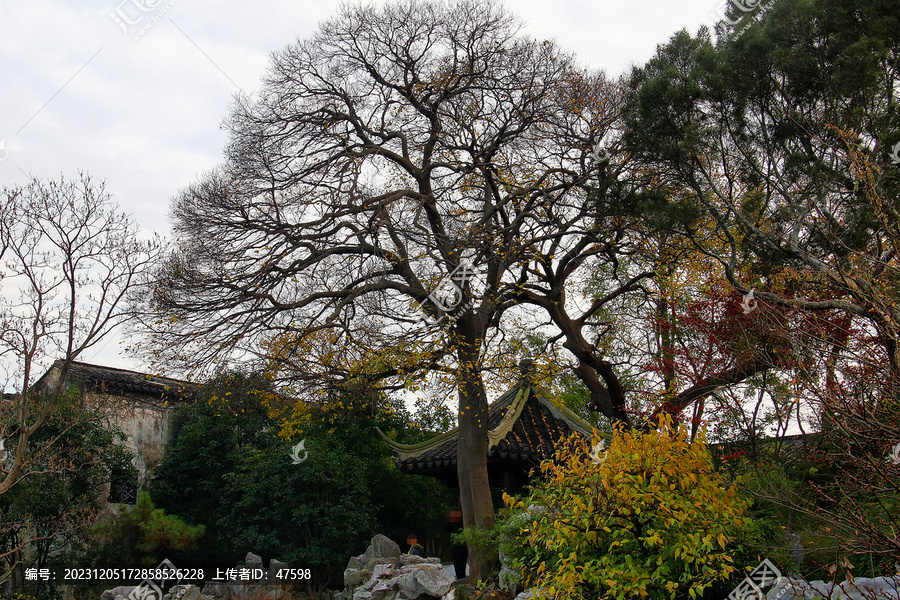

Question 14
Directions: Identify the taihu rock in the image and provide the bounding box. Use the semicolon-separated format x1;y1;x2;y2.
370;534;401;561
766;576;900;599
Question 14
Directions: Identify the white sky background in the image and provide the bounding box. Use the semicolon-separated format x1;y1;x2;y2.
0;0;724;375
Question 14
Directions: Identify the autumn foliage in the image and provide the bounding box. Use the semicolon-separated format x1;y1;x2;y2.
506;415;747;600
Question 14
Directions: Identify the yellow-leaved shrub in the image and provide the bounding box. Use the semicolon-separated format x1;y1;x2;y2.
508;414;748;600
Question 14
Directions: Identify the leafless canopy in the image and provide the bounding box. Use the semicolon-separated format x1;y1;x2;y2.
0;173;160;498
147;0;624;396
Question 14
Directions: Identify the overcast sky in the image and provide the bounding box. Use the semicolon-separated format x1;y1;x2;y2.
0;0;723;373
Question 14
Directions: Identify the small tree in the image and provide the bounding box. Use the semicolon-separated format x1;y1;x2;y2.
93;492;205;567
510;415;748;600
0;173;160;578
0;387;136;594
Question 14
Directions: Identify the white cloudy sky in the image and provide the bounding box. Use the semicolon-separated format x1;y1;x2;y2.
0;0;722;374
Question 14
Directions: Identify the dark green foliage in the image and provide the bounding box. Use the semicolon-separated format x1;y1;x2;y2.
149;372;277;566
92;491;204;567
623;0;900;268
0;386;137;597
216;438;375;584
149;373;448;589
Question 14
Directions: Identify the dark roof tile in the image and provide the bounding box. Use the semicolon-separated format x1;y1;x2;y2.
54;360;197;402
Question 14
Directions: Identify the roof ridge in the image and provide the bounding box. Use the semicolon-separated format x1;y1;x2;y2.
377;381;530;458
62;359;196;386
528;386;593;437
487;385;531;450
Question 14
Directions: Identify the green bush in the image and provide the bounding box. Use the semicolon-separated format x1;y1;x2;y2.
149;372;276;567
93;492;204;567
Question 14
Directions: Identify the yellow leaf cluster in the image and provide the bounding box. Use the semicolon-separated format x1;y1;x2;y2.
515;415;748;599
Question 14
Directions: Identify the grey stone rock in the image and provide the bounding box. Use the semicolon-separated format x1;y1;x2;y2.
414;566;455;598
336;548;456;600
345;568;373;589
394;573;419;599
397;554;441;567
498;565;520;594
515;589;545;600
200;583;226;599
361;575;379;591
245;552;264;570
365;558;398;572
838;576;900;599
398;554;426;567
765;576;900;600
101;586;137;600
268;559;289;582
362;564;397;595
808;580;834;598
202;583;234;599
264;589;284;600
398;564;435;575
371;563;395;580
370;534;401;561
498;548;521;594
362;546;375;567
370;579;397;600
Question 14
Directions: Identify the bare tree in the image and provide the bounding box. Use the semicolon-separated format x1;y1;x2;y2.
140;0;633;572
0;173;160;499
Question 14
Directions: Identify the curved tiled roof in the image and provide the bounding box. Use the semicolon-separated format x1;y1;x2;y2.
379;382;594;473
51;360;198;402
